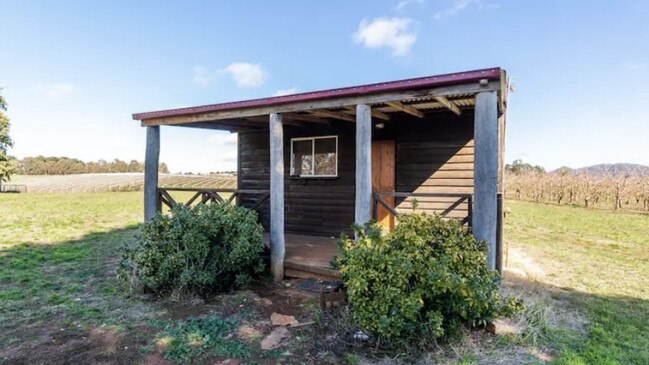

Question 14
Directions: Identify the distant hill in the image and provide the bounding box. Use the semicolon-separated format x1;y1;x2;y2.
555;163;649;176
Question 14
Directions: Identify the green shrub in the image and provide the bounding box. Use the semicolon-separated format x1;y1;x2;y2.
118;203;264;298
336;214;521;345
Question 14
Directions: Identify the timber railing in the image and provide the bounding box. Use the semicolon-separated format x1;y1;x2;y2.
373;192;473;226
156;187;270;211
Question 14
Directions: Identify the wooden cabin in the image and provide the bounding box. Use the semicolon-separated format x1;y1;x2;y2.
132;68;508;281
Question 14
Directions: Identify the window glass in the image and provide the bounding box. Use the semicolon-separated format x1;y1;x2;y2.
291;136;337;177
314;138;336;176
292;140;313;176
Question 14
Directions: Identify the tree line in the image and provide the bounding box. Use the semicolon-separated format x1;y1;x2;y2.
17;156;169;175
505;160;649;212
0;88;14;185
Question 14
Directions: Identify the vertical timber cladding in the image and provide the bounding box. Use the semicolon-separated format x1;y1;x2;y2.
237;110;475;236
374;110;475;219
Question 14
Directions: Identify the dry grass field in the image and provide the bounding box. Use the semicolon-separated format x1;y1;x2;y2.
9;173;237;193
0;191;647;364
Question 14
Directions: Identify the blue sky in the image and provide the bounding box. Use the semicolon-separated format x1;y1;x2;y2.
2;0;648;173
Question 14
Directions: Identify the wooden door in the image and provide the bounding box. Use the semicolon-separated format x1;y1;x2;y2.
372;140;396;230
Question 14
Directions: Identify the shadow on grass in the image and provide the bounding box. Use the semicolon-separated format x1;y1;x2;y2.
504;273;649;365
0;226;295;365
2;226;648;365
0;225;163;365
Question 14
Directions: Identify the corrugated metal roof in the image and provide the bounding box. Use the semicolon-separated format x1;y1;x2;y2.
133;68;501;121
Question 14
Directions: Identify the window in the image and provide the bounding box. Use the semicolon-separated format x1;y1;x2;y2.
290;136;338;177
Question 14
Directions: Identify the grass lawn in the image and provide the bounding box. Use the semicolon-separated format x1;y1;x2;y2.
0;192;647;364
0;193;149;358
504;201;649;364
0;192;302;365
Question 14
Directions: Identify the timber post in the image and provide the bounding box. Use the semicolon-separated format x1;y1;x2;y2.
473;91;498;270
355;104;372;228
144;126;160;222
269;112;285;282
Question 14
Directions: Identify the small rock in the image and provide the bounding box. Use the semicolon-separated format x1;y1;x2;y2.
260;327;290;350
270;312;298;326
352;330;369;342
487;318;521;336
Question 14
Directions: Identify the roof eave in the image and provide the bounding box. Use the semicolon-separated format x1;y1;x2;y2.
132;67;502;121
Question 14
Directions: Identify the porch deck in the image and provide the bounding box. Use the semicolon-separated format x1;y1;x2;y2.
263;233;340;280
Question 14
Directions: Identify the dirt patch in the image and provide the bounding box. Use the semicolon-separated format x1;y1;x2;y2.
1;279;339;364
505;247;547;281
236;324;263;341
0;322;156;365
249;281;319;319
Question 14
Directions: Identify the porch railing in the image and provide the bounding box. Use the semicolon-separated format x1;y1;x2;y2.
373;192;473;226
156;187;270;211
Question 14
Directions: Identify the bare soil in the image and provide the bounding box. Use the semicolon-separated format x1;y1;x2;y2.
0;279;326;365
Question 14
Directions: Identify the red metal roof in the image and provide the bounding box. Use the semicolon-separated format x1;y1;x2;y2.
133;67;501;121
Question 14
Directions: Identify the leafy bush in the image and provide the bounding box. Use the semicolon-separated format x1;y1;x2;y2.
119;203;264;298
336;214;521;345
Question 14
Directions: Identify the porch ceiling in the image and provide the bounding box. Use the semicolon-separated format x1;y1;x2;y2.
132;68;506;131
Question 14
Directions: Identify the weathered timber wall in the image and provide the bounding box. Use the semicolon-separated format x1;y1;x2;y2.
238;110;475;236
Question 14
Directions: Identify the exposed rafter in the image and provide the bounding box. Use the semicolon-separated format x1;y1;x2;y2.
308;109;355;122
375;97;475;112
384;101;425;118
434;96;462;115
342;106;391;121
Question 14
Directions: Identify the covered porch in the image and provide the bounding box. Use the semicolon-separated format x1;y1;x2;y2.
263;233;339;281
133;68;508;281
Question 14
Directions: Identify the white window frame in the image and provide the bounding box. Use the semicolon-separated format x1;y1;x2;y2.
290;135;338;178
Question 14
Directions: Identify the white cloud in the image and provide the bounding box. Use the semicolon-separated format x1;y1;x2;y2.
193;66;215;87
222;62;267;88
193;62;268;88
273;87;298;96
353;17;417;56
623;62;646;71
433;0;481;19
35;83;77;99
434;0;476;19
396;0;425;11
